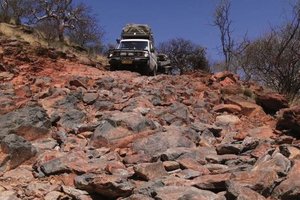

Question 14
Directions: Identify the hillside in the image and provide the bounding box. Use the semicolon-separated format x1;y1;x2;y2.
0;27;300;200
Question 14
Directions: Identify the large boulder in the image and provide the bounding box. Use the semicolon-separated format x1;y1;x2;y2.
256;92;289;114
226;181;266;200
75;173;134;198
133;162;168;181
132;126;195;156
192;173;231;191
153;186;221;200
90;111;155;148
224;96;266;118
0;105;51;140
230;170;278;196
252;152;291;176
59;108;86;130
0;134;37;171
272;160;300;199
276;106;300;134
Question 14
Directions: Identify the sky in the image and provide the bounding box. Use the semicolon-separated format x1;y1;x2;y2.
82;0;294;61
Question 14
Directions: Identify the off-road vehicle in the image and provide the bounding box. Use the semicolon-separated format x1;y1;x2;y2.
108;24;160;75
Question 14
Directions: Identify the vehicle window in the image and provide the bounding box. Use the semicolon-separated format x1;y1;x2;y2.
119;41;148;50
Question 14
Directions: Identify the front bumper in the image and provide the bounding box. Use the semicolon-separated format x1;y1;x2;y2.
109;57;149;68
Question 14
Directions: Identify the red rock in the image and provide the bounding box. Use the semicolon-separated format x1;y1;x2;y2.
26;181;60;198
213;104;242;113
153;186;220;200
220;76;236;86
220;84;244;95
226;181;266;200
133;162;168;181
123;153;152;165
69;79;87;89
192;173;232;191
253;152;291;176
211;71;239;83
256;92;289;114
0;191;20;200
163;161;180;171
247;126;276;140
215;114;241;127
225;96;266;118
272;160;300;199
251;143;272;159
75;173;134;198
231;170;278;195
276;106;300;133
178;158;210;175
3;165;34;183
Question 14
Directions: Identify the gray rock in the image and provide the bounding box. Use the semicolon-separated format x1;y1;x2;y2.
83;92;98;105
104;111;154;132
272;160;300;200
230;170;278;196
90;111;155;147
216;143;243;155
133;128;195;156
174;169;202;179
96;77;117;90
93;100;114;111
153;186;219;200
253;152;291;176
59;108;86;130
160;147;192;161
226;181;266;200
159;102;191;125
75;173;134;198
1;134;37;171
0;105;51;140
177;147;217;165
122;194;154;200
61;185;89;199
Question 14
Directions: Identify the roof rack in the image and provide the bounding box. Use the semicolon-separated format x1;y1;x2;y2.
121;24;154;41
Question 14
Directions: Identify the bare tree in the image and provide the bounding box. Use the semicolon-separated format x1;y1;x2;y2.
30;0;93;42
240;1;300;101
158;38;209;73
66;9;104;50
213;0;234;70
0;0;31;24
35;18;59;43
0;0;9;22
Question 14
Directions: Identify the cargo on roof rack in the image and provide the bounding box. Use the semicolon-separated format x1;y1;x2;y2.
121;24;154;41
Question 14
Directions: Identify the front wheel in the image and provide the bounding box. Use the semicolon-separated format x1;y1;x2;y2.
141;64;156;76
150;65;157;76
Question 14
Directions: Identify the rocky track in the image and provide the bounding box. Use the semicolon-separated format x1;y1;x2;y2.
0;34;300;200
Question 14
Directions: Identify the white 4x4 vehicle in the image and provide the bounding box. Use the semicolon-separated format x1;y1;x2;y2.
108;24;158;76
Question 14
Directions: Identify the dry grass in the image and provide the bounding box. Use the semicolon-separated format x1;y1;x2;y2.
0;22;108;65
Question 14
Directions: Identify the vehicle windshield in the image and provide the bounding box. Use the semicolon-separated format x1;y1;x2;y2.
119;41;148;50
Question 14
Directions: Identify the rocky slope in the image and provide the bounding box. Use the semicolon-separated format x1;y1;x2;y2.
0;33;300;200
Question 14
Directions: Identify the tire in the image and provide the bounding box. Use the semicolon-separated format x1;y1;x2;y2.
147;65;157;76
151;65;157;76
109;65;118;71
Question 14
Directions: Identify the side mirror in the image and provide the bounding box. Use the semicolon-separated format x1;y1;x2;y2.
116;39;120;44
150;48;155;53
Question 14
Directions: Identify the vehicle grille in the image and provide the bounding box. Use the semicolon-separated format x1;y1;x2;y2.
114;51;144;57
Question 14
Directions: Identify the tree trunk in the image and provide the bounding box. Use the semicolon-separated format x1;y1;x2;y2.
58;23;65;42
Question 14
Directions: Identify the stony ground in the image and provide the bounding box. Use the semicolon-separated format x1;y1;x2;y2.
0;34;300;200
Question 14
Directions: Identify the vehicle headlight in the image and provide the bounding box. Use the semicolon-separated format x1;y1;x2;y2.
144;52;149;57
108;53;113;58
